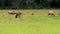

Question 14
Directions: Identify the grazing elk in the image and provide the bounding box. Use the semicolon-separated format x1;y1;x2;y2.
15;11;22;18
48;9;55;16
8;10;22;18
8;11;16;15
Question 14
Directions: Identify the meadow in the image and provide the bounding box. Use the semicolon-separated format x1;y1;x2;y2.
0;9;60;34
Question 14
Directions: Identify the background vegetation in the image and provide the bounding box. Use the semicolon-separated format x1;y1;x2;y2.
0;0;60;9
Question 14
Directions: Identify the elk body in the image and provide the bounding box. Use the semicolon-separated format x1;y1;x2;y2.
48;10;55;16
8;11;16;15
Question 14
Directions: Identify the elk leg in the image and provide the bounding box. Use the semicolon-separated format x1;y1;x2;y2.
15;14;18;18
48;13;51;16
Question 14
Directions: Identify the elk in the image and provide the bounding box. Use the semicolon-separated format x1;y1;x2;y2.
15;11;22;18
48;9;55;16
8;11;16;15
8;10;22;18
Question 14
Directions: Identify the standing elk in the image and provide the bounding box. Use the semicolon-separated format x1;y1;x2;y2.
48;9;55;16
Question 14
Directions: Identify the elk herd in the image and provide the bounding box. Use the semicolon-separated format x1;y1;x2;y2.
8;9;55;18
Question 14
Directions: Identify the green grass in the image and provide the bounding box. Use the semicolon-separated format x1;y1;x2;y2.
0;9;60;34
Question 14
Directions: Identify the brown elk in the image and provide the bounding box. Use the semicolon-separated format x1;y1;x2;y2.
15;11;22;18
8;11;16;15
8;10;22;18
48;9;55;16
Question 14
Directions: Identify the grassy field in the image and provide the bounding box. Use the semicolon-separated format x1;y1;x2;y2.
0;9;60;34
